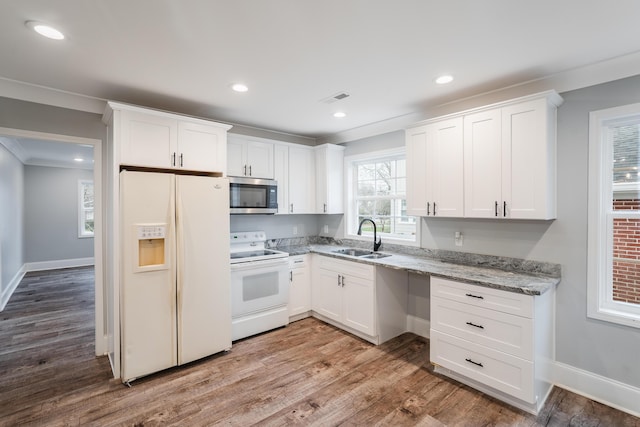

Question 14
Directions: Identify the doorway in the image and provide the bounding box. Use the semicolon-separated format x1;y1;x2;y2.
0;127;104;355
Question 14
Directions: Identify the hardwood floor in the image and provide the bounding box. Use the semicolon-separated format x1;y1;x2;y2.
1;267;638;426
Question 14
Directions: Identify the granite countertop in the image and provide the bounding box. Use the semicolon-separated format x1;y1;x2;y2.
278;244;560;296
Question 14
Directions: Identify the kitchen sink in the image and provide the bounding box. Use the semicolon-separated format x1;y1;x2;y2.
331;248;392;259
360;253;392;259
332;248;374;257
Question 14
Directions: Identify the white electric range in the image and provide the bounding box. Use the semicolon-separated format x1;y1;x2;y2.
229;231;289;340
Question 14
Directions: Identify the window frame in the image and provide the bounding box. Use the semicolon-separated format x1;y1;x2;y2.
78;179;94;238
344;147;420;247
588;102;640;328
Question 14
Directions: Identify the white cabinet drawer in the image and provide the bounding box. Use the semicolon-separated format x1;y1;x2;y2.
431;276;533;318
430;330;535;403
317;256;374;280
431;296;533;359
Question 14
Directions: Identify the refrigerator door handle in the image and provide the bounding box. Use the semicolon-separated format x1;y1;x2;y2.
175;179;184;344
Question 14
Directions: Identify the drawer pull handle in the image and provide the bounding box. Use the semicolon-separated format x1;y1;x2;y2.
465;293;484;299
466;321;484;329
465;358;483;368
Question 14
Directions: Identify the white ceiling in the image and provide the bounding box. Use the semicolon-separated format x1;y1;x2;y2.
0;136;94;169
1;1;640;141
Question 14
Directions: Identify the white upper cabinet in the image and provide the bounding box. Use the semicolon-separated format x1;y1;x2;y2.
288;145;316;214
502;99;558;219
315;144;345;214
406;125;429;217
178;121;227;173
464;109;503;218
227;135;274;179
465;95;561;219
407;90;562;220
108;102;231;173
406;117;464;217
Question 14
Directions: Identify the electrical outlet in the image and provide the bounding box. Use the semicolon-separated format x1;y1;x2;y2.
293;226;298;235
455;231;463;246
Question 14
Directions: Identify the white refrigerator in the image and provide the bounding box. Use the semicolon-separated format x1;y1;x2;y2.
120;170;231;383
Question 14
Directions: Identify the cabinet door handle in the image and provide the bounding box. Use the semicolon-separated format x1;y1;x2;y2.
324;203;327;213
290;203;293;213
172;152;176;167
465;293;484;300
341;275;345;287
433;202;437;216
495;201;498;217
243;165;247;176
337;274;342;287
180;153;184;167
249;165;252;176
427;202;430;216
503;201;507;217
466;321;484;329
290;271;293;282
465;358;484;368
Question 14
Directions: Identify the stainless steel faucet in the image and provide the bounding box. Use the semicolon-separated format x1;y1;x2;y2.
357;218;381;252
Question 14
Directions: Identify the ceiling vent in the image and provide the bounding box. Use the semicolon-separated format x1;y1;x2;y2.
321;92;350;104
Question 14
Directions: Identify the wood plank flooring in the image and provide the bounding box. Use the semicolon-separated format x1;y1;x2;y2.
1;267;639;426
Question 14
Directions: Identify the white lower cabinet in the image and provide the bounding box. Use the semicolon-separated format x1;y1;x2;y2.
289;255;311;320
311;255;407;344
430;276;554;415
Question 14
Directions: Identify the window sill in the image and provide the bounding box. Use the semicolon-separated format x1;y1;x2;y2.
588;306;640;329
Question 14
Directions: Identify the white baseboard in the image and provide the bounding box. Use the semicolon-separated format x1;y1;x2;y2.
0;265;26;311
553;361;640;417
24;257;94;272
406;315;430;339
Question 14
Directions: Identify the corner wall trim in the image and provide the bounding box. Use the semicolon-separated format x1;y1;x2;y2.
0;266;26;312
553;361;640;418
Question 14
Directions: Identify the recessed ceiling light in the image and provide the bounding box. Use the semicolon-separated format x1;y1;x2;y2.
333;112;346;118
74;158;84;162
26;21;65;40
435;75;454;85
231;83;248;93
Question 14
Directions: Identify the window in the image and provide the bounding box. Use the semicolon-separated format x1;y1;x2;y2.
588;103;640;328
345;148;418;245
78;179;94;238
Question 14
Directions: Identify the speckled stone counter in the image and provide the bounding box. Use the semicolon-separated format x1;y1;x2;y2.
275;240;560;296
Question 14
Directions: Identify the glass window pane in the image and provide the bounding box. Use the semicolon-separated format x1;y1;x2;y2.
358;200;375;216
357;180;375;196
376;161;392;180
612;124;640;184
374;199;391;217
376;179;393;196
358;164;376;180
612;217;640;305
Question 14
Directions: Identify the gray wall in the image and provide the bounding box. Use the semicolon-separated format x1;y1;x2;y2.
341;74;640;389
0;144;24;295
24;165;94;263
0;97;105;140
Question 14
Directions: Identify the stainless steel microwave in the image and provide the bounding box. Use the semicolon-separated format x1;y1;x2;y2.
229;177;278;214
